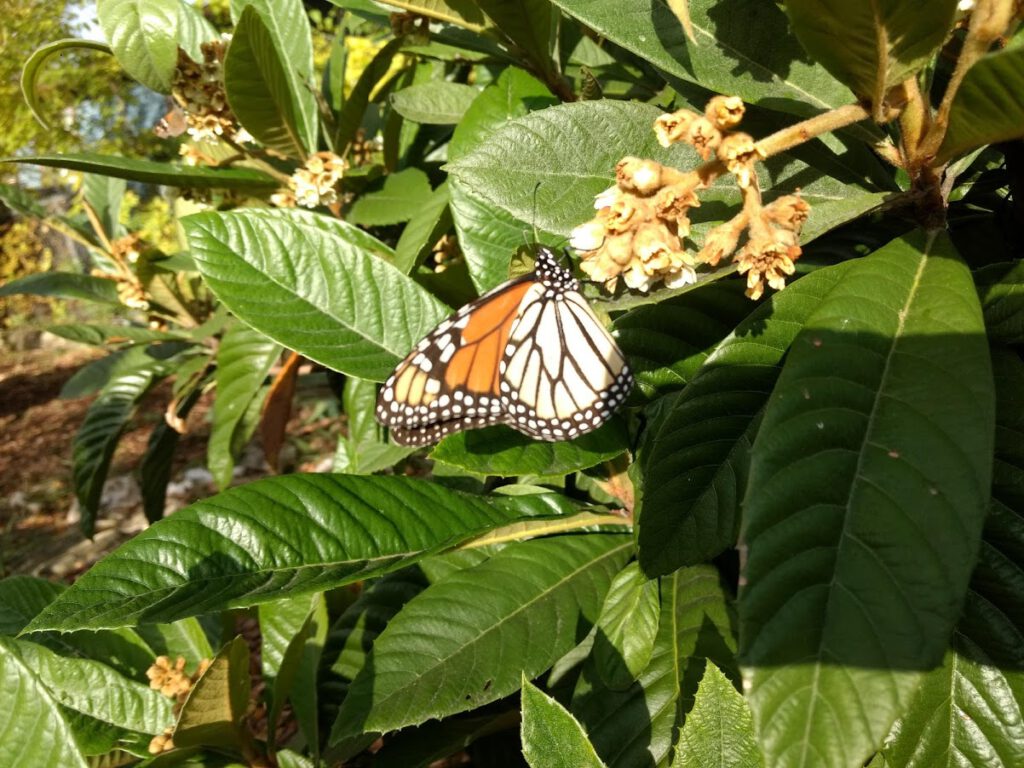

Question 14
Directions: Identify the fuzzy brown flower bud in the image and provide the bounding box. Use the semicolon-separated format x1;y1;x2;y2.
654;108;700;148
705;95;745;130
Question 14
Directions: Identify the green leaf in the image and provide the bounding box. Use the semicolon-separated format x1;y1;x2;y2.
593;562;659;690
977;262;1024;343
635;262;855;576
137;617;214;669
572;565;738;768
394;179;452;274
14;639;174;738
333;36;406;152
347;168;433;226
673;662;762;768
373;0;489;31
97;0;179;92
183;208;450;381
476;0;558;78
335;376;416;475
208;320;281;489
938;47;1024;164
391;82;480;124
176;0;218;61
73;344;184;537
447;67;558;291
23;474;575;632
882;348;1024;767
0;577;157;679
522;677;608;768
45;323;188;346
430;420;628;478
224;6;313;158
141;387;203;523
258;594;319;749
0;637;89;768
331;534;632;744
785;0;957;107
83;173;126;241
288;595;329;759
0;272;119;304
550;0;854;118
228;0;317;152
1;153;278;191
741;232;995;768
320;567;432;732
20;39;113;129
174;636;251;750
613;282;753;401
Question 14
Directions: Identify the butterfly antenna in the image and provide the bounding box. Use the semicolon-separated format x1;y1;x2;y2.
531;182;541;244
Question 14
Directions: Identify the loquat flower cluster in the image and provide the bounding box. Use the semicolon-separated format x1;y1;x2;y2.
171;39;250;144
145;655;213;754
271;151;348;209
572;95;809;299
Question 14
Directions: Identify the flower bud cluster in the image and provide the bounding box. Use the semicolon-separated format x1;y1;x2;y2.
172;39;248;143
146;655;213;754
272;151;347;209
572;95;809;299
93;234;151;310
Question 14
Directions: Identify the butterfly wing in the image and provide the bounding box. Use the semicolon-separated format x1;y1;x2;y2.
376;276;536;445
499;284;632;441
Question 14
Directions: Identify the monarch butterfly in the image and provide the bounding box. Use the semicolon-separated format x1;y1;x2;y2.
375;246;633;446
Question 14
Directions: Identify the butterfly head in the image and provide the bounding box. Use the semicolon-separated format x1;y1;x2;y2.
534;245;579;293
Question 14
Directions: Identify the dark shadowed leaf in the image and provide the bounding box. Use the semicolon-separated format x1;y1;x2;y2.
741;232;994;768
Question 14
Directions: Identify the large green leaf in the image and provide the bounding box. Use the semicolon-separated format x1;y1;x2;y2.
0;272;119;304
740;232;995;768
784;0;957;108
331;534;632;744
390;81;480;124
938;47;1024;164
97;0;179;92
0;637;89;768
183;208;450;381
224;6;312;158
430;420;628;477
14;639;174;738
522;678;608;768
72;344;185;537
20;39;114;130
635;262;856;576
23;474;576;632
572;565;738;768
208;320;281;489
1;153;278;191
882;348;1024;767
229;0;317;152
447;67;558;291
672;662;762;768
550;0;854;118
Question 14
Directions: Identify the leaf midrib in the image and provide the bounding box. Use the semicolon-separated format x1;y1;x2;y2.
797;243;931;768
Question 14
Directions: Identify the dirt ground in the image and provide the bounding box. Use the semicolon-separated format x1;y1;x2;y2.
0;346;337;580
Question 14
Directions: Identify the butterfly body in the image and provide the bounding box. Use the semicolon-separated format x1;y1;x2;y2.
376;247;632;446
